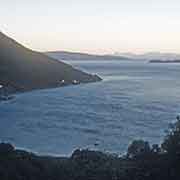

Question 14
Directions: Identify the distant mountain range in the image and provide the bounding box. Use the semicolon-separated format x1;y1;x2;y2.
46;51;180;62
0;32;101;95
114;52;180;61
46;51;130;61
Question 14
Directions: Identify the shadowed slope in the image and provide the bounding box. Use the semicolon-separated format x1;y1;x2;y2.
0;32;101;93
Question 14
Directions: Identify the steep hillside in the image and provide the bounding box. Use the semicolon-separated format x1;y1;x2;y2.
0;32;101;94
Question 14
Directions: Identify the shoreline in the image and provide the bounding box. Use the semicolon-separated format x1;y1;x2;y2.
0;76;102;102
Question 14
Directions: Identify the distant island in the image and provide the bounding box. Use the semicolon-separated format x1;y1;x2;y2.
149;60;180;63
46;51;130;61
46;51;180;62
0;32;102;98
115;52;180;61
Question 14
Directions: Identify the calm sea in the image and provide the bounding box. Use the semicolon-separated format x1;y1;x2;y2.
1;60;180;155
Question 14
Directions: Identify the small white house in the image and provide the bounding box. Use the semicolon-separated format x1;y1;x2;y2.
0;85;3;89
73;80;79;84
61;80;65;83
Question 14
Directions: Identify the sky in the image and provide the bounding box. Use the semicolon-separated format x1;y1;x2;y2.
1;0;180;54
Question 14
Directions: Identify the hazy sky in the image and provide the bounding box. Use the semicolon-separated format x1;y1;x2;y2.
1;0;180;54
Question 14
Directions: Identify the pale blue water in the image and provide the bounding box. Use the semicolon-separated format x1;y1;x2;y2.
1;60;180;156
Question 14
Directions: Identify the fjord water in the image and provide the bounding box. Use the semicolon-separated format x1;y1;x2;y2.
1;60;180;155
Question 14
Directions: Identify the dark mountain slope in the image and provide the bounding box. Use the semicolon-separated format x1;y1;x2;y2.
0;32;101;93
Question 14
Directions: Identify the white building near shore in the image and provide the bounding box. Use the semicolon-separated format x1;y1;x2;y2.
73;80;80;84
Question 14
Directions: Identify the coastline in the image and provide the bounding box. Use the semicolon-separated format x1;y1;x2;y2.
0;31;102;102
0;76;102;101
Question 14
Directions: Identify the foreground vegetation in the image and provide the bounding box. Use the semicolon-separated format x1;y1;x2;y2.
1;117;180;180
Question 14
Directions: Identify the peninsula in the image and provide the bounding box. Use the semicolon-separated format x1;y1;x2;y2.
0;32;101;96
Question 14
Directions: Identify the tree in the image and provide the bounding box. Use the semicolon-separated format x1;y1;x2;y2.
0;143;14;154
127;140;151;158
161;116;180;155
152;144;161;153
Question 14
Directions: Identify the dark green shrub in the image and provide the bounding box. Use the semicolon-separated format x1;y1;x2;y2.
0;143;14;154
127;140;151;158
161;116;180;155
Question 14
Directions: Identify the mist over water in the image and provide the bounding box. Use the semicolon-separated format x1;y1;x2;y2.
1;60;180;156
